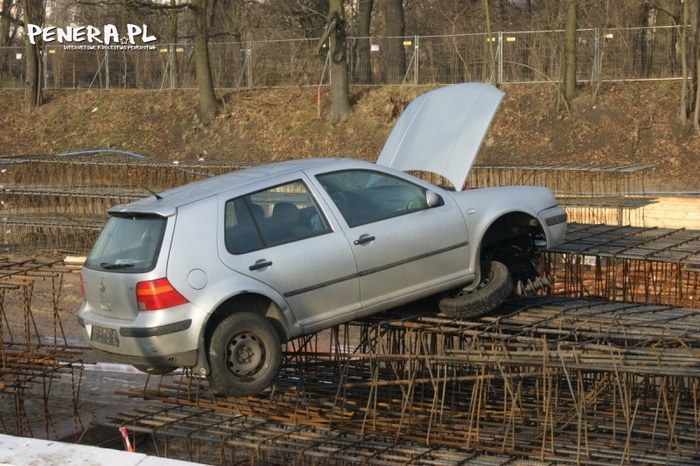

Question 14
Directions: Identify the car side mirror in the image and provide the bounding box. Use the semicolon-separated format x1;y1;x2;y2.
426;190;440;207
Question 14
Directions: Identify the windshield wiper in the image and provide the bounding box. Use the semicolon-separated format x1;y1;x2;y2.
100;262;135;270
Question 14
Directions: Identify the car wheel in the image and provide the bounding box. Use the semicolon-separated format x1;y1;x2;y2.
133;365;176;375
439;261;513;319
207;312;282;397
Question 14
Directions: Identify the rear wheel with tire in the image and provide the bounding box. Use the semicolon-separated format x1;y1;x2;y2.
207;312;282;397
439;261;513;319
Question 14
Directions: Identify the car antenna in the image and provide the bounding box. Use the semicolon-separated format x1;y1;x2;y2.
144;187;163;200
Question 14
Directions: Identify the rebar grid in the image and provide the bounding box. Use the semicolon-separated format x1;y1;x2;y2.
0;155;244;254
109;298;700;465
467;164;653;195
547;223;700;307
0;155;241;189
106;404;551;466
0;155;662;256
0;258;85;439
467;165;657;227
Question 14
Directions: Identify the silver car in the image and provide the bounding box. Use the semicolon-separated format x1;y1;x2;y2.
78;84;567;396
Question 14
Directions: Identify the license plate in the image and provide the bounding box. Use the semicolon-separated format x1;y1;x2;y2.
91;325;120;347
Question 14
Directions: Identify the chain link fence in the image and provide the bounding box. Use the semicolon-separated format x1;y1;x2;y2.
0;26;686;90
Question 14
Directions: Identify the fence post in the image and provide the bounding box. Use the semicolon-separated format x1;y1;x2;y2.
497;31;503;85
169;43;176;89
42;48;48;89
414;35;419;85
105;49;110;90
592;28;600;85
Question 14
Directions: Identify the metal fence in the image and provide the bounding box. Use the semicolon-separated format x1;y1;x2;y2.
0;26;686;90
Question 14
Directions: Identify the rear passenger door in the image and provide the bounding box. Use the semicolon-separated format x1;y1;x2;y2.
218;178;360;329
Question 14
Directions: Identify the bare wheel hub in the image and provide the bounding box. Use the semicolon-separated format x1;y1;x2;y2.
226;333;265;376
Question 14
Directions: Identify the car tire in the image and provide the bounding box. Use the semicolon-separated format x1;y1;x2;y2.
438;261;513;319
207;312;282;397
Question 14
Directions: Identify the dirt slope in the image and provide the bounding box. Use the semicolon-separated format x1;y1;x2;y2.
0;82;697;192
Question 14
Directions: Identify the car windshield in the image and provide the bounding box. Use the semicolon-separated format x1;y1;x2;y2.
84;214;166;273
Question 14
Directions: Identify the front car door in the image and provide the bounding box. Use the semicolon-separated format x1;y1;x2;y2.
313;169;471;312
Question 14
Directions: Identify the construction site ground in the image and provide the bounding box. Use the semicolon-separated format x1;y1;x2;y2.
0;89;699;464
1;218;699;465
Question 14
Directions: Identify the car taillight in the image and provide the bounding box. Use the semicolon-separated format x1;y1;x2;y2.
136;278;189;311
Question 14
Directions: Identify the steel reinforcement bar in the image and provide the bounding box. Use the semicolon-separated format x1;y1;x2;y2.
108;297;700;465
546;223;700;307
0;258;85;439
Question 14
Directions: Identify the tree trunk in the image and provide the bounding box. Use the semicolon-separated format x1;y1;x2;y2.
327;0;352;122
168;0;180;89
356;0;373;84
1;0;14;46
694;1;700;132
679;0;689;124
22;0;43;108
384;0;405;84
563;0;577;104
482;0;495;83
190;0;221;124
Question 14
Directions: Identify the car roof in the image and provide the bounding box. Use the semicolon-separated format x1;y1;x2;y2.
108;158;374;216
377;83;504;190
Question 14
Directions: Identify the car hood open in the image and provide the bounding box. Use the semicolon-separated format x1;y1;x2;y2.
376;83;504;190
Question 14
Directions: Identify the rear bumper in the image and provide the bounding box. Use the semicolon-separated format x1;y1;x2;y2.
77;303;206;369
86;346;199;369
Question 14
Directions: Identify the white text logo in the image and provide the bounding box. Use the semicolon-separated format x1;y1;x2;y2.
27;24;156;45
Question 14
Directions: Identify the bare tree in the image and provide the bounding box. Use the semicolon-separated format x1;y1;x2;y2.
318;0;351;122
482;0;495;83
0;0;21;46
167;0;180;88
69;0;219;121
679;0;691;124
190;0;221;123
355;0;373;84
563;0;577;105
694;0;700;132
384;0;404;84
21;0;44;108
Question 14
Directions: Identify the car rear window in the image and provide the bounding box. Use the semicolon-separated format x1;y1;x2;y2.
84;214;166;273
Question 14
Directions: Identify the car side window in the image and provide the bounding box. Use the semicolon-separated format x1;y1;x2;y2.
316;170;430;227
225;180;331;254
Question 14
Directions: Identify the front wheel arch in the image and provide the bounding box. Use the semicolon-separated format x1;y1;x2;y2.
477;211;547;283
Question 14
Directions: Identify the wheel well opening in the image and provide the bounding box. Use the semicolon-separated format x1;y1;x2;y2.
480;212;545;281
204;294;288;351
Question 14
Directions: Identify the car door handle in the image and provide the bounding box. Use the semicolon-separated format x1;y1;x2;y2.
249;259;272;271
353;234;375;245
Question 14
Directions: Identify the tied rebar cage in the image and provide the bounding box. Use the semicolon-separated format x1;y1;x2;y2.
0;154;246;255
0;258;84;440
107;298;700;465
0;154;699;464
0;154;667;255
547;223;700;308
